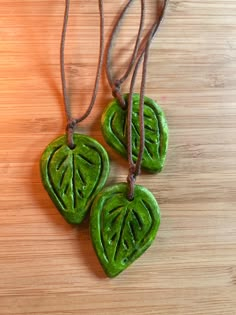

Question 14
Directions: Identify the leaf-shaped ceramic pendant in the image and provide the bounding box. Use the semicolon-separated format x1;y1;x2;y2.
101;93;168;173
40;134;110;224
90;183;161;277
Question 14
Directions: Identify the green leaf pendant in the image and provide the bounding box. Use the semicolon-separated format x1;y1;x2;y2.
90;183;161;277
101;93;168;173
40;134;110;224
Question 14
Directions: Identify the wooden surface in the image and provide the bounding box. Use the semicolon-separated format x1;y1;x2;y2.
0;1;236;314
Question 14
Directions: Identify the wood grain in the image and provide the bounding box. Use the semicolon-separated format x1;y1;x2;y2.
0;0;236;314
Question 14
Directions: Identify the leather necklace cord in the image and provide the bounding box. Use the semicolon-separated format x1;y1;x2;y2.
127;0;168;200
60;0;105;148
105;0;168;111
105;0;168;200
105;0;145;109
134;0;169;66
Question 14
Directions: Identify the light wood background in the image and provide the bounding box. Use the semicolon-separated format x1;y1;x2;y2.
0;1;236;314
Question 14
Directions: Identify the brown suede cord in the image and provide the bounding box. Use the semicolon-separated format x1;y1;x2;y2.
106;0;145;109
60;0;105;148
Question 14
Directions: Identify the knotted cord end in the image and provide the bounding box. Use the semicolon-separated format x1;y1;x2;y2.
127;165;137;200
111;80;126;109
66;118;77;149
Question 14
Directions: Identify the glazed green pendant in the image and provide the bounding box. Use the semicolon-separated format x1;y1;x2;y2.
90;183;161;277
40;134;110;224
101;93;168;173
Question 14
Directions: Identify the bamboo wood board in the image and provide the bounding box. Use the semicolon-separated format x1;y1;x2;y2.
0;1;236;314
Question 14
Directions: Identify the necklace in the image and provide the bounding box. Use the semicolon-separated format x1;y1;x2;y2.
40;0;110;225
90;0;169;277
102;0;169;173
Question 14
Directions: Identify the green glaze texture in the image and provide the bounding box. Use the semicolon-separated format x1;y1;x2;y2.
101;93;168;173
90;183;161;277
40;134;110;224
